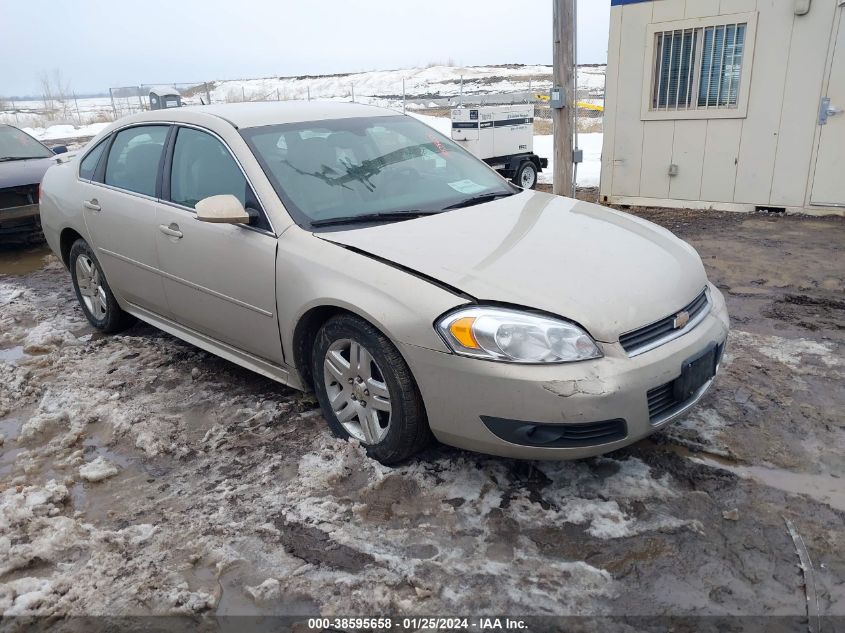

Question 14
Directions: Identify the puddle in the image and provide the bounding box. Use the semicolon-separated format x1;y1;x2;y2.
652;440;845;513
186;562;319;616
690;454;845;513
0;345;26;365
0;246;50;276
0;416;25;480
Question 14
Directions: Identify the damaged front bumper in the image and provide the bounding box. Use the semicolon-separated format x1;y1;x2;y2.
399;285;730;460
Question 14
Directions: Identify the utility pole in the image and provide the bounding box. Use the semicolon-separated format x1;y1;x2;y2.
552;0;576;197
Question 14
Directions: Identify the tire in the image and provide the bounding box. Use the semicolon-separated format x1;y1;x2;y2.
311;314;432;464
69;239;135;333
514;161;538;190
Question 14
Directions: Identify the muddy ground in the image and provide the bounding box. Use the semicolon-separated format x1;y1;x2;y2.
0;206;843;629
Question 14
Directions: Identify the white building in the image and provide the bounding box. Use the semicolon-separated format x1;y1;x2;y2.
600;0;844;216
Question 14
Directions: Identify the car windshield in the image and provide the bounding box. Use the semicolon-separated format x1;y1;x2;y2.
241;115;515;227
0;126;53;160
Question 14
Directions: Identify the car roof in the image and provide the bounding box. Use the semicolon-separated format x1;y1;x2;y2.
113;101;399;130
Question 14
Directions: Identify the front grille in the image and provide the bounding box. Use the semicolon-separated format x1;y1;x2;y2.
481;416;627;448
0;185;38;210
647;342;724;423
647;382;680;422
619;289;709;355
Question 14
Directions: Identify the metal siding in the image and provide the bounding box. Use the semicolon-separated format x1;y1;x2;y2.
610;2;654;197
720;0;757;14
686;0;720;19
700;119;743;202
639;121;674;198
600;8;624;200
771;0;838;206
652;0;685;22
669;120;708;200
733;0;793;204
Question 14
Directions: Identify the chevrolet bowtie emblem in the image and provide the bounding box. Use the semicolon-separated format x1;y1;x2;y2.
673;310;690;329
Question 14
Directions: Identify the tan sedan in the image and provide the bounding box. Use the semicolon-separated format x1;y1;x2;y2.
40;102;729;463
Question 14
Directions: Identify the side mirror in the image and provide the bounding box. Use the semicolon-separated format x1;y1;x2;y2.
52;145;68;155
195;194;250;224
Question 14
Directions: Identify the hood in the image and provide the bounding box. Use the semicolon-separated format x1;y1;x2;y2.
319;191;708;342
0;156;59;189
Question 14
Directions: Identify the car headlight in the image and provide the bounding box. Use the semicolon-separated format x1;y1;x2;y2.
436;307;602;363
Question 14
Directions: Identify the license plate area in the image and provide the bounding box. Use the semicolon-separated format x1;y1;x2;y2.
673;343;718;402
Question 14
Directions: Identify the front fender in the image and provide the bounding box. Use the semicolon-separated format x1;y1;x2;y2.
276;228;469;365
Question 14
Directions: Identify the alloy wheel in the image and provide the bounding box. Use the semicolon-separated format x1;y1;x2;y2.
323;338;392;444
75;255;108;320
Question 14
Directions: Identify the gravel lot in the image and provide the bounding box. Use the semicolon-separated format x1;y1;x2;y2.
0;206;843;627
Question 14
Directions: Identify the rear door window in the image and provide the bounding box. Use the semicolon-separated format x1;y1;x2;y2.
104;125;169;197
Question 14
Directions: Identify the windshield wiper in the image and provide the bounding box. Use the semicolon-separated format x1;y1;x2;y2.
0;156;41;162
310;210;440;228
441;191;516;211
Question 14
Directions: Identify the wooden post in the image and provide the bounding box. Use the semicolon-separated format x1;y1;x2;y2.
552;0;575;197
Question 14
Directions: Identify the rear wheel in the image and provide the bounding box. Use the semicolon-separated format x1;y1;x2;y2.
69;239;134;333
514;161;538;189
311;314;432;464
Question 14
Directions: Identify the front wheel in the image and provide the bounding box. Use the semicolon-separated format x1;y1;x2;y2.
311;314;432;464
514;161;538;190
69;239;134;333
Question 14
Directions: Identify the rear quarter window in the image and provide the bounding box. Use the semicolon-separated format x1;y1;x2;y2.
78;139;108;181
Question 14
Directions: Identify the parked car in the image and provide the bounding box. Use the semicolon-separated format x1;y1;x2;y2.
39;102;729;463
0;123;68;236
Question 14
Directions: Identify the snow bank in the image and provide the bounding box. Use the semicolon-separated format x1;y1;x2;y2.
22;123;109;142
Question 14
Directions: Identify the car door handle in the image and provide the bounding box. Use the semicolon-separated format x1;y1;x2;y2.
159;223;183;239
83;199;101;212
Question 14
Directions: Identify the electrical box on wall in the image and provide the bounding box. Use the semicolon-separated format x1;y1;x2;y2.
550;86;565;109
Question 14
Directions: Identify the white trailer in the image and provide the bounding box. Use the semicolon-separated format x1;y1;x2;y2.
451;105;548;189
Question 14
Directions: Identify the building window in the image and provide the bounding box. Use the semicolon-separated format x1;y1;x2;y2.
699;24;746;108
653;29;698;109
643;14;756;120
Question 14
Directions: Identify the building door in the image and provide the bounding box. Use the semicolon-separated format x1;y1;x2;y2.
811;8;845;206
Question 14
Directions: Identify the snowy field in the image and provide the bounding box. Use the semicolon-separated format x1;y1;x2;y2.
1;64;605;148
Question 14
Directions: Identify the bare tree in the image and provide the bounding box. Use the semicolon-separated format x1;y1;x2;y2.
39;71;56;114
38;69;74;121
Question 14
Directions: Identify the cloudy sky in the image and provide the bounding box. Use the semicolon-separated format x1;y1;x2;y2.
1;0;610;97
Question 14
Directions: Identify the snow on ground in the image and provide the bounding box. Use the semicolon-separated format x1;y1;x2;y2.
0;255;713;617
22;123;109;143
3;205;845;618
409;113;603;188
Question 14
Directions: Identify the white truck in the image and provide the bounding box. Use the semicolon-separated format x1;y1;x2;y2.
450;104;548;189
